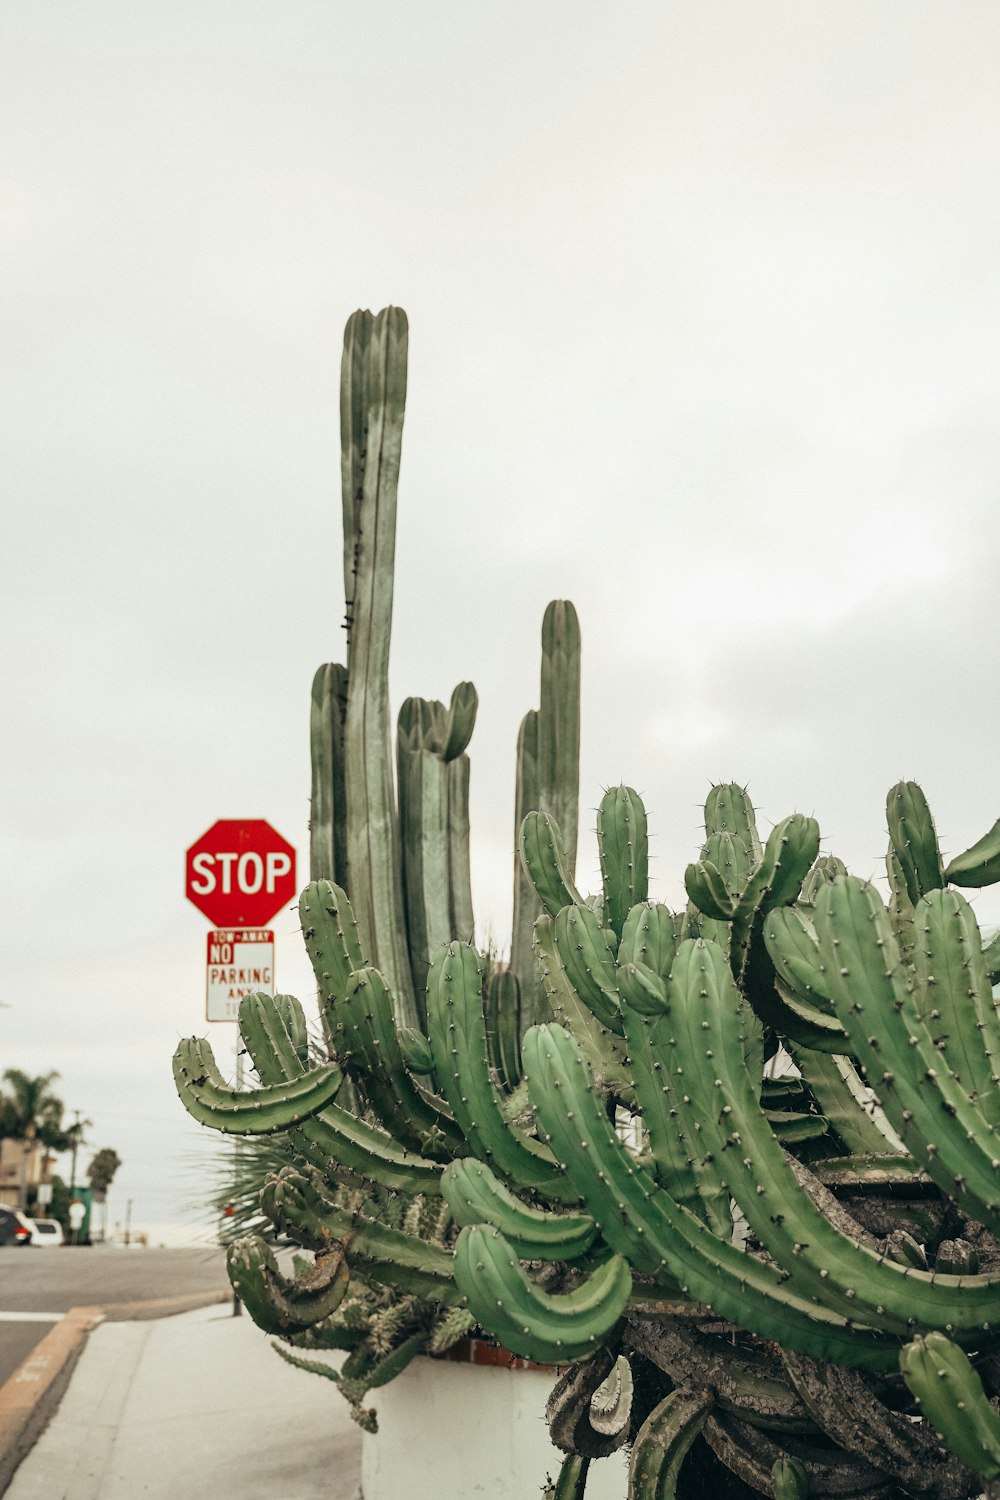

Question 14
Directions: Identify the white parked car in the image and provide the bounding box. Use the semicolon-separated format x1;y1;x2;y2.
30;1217;65;1247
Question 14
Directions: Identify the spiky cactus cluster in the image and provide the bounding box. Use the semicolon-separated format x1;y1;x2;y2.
174;308;1000;1497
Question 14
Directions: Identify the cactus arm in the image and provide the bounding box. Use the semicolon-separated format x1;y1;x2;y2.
766;991;849;1053
440;1158;597;1260
339;309;369;609
329;966;465;1158
814;875;1000;1234
749;814;822;915
532;916;632;1095
453;1224;631;1363
396;722;451;1008
756;907;852;1050
265;1167;460;1303
513;603;582;1032
226;1234;350;1335
238;992;445;1194
627;1387;714;1500
172;1037;344;1134
944;816;1000;888
799;852;849;902
886;844;919;968
446;753;475;943
296;1105;442;1193
704;783;762;859
310;663;349;886
341;306;416;1025
761;906;835;1011
272;1337;361;1379
666;936;1000;1336
543;1454;591;1500
340;1328;428;1419
397;1026;435;1075
538;600;581;869
685;833;750;924
273;993;311;1068
425;941;578;1200
484;968;523;1093
617;962;668;1016
299;881;366;1005
524;1023;900;1369
617;994;727;1226
238;990;313;1088
730;814;821;973
788;1048;905;1157
439;679;477;761
911;887;1000;1121
553;903;624;1035
770;1456;810;1500
683;858;737;921
707;830;753;895
511;708;542;1005
618;901;677;980
741;928;848;1056
900;1331;1000;1481
886;781;944;905
520;811;585;915
596;786;649;940
760;905;855;1048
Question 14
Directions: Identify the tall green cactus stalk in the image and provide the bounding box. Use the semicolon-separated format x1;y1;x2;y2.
339;308;415;1022
179;308;1000;1498
396;684;478;1015
510;599;582;1031
309;661;348;885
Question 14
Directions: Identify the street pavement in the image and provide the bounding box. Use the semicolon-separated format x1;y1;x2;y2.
5;1302;362;1499
0;1245;230;1385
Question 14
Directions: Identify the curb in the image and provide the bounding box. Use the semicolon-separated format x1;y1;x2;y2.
0;1289;229;1494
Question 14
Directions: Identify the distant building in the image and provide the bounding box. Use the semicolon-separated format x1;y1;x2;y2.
0;1137;56;1207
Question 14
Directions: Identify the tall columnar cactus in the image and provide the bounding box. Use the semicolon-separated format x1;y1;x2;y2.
309;307;576;1043
179;309;1000;1497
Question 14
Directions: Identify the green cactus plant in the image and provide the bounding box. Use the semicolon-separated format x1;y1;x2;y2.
178;307;1000;1497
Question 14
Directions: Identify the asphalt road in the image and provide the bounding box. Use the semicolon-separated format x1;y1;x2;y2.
0;1246;229;1387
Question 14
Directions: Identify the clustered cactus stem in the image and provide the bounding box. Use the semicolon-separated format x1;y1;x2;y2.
175;308;1000;1497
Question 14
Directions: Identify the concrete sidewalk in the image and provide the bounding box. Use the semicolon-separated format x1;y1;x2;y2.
6;1304;362;1500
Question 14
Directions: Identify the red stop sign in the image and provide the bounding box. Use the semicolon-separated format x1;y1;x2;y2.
185;820;297;927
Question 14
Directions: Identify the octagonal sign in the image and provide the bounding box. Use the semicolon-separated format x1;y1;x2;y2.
185;819;296;928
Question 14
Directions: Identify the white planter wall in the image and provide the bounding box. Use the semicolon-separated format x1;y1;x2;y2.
361;1357;629;1499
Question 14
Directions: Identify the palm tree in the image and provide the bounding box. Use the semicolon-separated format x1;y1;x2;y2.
87;1148;121;1242
0;1069;70;1210
87;1147;121;1197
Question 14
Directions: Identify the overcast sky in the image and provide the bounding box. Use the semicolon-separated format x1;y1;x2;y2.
4;2;1000;1240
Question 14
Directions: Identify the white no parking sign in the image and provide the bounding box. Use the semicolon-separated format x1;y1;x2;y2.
205;928;275;1022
